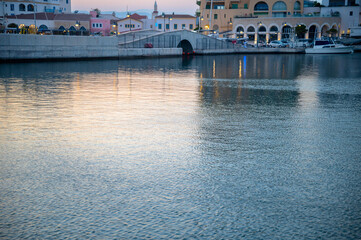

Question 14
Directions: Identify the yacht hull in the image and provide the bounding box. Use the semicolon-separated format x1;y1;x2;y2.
305;47;353;54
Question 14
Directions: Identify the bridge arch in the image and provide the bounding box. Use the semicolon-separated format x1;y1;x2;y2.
177;39;194;54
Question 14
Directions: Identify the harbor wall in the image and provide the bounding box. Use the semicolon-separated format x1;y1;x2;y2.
0;34;119;60
118;48;182;58
197;48;305;54
0;33;307;62
0;34;182;61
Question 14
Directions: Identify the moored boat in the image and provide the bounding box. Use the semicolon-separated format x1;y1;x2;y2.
305;39;353;54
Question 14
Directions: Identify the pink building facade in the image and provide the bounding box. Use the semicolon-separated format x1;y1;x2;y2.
90;11;118;36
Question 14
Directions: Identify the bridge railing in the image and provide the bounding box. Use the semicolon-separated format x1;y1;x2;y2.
196;38;238;50
118;31;241;50
118;33;182;49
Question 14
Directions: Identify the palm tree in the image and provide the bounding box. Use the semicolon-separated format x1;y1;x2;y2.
295;25;308;38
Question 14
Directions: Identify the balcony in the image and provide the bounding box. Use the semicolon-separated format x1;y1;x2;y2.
234;15;258;18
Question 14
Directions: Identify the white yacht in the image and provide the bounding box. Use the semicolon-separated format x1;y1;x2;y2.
305;39;353;54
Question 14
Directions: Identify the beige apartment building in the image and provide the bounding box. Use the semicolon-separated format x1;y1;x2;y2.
1;0;71;17
198;0;341;42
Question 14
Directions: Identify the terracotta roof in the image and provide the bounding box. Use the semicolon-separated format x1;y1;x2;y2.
129;13;147;20
117;18;143;23
155;14;195;19
54;13;91;21
118;13;147;21
98;14;121;20
7;13;56;20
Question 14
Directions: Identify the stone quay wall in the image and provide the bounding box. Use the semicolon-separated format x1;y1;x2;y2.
0;34;182;61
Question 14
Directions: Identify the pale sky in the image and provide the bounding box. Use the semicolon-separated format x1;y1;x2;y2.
71;0;198;15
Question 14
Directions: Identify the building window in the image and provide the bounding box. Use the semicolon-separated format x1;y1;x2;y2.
224;14;226;18
214;14;218;19
190;24;193;29
158;24;162;29
231;4;238;9
92;23;102;28
350;11;353;16
254;2;269;11
294;1;301;10
174;24;178;29
10;4;14;11
207;14;209;18
19;4;25;11
182;24;186;29
27;4;34;12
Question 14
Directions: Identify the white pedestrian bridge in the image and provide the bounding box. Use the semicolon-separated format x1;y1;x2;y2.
117;30;235;54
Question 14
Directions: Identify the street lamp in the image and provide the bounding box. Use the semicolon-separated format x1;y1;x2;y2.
162;12;165;32
257;21;262;48
168;14;173;31
112;23;117;35
127;12;132;32
198;16;203;33
33;0;37;32
75;20;81;35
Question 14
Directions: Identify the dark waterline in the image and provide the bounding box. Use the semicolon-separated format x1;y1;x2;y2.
1;54;361;239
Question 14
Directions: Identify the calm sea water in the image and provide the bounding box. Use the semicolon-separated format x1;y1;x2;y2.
1;54;361;239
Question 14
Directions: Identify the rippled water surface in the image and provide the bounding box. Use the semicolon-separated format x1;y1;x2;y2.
1;54;361;239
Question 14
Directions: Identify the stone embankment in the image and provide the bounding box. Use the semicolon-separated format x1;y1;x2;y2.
0;32;304;62
0;34;182;61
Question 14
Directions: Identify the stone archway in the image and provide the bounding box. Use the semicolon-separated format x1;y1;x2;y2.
321;24;330;37
177;39;194;54
282;25;292;39
309;25;318;40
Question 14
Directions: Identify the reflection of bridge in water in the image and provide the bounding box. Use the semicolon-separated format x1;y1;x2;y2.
118;30;304;54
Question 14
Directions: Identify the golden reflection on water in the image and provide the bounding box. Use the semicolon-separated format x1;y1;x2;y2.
0;66;200;154
213;60;216;78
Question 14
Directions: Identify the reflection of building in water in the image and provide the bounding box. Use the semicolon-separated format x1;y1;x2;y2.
198;78;301;107
196;55;305;80
196;55;306;106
